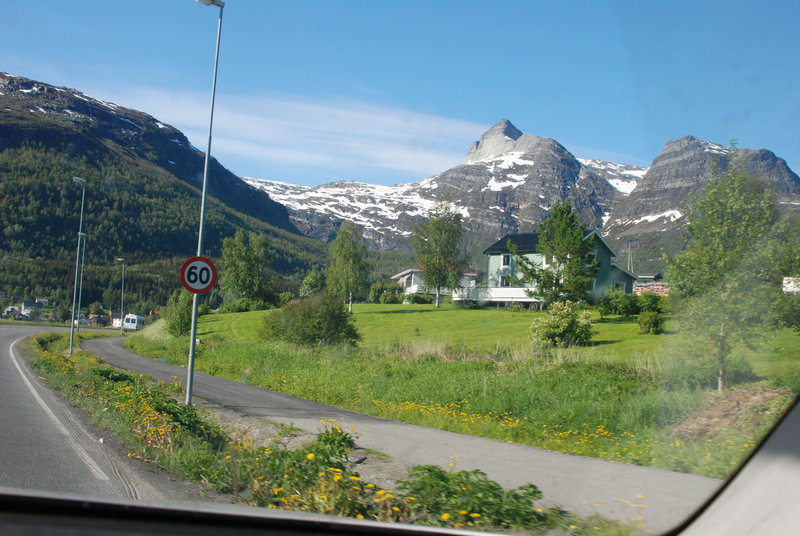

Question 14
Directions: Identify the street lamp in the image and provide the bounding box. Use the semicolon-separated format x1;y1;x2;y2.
68;177;87;356
116;258;125;332
76;232;87;335
187;0;224;406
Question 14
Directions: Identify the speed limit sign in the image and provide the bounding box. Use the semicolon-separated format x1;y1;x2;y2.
180;256;218;294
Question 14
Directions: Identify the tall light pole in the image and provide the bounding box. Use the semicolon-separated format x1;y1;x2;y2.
116;258;125;332
187;0;224;405
76;232;87;335
68;176;87;356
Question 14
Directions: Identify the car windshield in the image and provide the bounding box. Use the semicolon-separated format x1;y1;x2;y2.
1;1;798;535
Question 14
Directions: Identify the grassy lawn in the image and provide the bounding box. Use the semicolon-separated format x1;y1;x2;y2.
126;303;800;479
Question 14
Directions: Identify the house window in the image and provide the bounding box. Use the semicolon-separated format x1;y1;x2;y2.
613;282;624;290
500;275;510;287
502;254;511;267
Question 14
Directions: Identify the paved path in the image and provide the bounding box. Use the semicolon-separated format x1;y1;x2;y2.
84;337;722;533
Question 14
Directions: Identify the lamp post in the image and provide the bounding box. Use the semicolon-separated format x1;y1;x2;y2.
68;177;87;356
187;0;224;406
76;232;87;335
116;258;125;332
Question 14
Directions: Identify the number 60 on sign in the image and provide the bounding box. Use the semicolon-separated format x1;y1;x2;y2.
180;256;218;294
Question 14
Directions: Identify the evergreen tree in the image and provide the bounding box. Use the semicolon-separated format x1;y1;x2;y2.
412;202;466;307
511;201;598;307
326;221;372;312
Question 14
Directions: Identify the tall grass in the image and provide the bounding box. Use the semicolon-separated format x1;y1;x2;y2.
125;305;800;478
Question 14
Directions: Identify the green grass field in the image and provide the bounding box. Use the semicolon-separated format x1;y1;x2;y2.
127;303;800;478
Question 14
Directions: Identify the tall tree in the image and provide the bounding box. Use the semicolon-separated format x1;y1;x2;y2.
218;229;273;304
511;201;598;307
412;202;466;307
667;159;784;390
326;221;372;312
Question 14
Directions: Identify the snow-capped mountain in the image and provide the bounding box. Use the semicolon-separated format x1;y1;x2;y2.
245;119;649;254
246;120;800;272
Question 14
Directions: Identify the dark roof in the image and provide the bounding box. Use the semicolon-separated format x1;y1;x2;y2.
483;233;539;255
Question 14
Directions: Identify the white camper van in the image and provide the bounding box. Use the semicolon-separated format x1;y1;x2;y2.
122;314;146;332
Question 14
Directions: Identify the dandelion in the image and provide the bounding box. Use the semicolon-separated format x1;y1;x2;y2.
306;453;316;460
356;515;364;520
469;513;481;518
441;513;451;520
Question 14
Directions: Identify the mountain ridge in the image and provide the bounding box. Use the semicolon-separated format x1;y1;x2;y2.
246;119;800;273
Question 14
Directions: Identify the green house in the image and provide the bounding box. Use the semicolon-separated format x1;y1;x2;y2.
454;231;637;307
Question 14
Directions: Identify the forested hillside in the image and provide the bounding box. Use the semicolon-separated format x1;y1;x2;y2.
0;73;332;309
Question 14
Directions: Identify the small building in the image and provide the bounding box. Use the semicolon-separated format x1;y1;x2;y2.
634;274;671;296
21;301;43;317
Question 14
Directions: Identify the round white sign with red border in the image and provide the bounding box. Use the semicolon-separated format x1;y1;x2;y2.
180;256;218;294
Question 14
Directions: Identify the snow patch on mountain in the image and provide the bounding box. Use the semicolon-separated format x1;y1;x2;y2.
243;176;440;237
578;158;646;195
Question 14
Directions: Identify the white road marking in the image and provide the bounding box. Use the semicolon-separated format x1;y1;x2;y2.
9;339;110;481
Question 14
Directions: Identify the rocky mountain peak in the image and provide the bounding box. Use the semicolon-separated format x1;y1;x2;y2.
464;119;530;164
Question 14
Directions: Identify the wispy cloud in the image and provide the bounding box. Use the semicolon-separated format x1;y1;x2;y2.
87;85;487;185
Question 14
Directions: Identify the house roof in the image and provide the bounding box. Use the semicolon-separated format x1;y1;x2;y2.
610;262;639;281
483;230;624;258
483;233;539;255
391;267;479;280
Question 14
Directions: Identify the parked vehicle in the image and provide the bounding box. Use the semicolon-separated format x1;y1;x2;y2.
122;314;145;332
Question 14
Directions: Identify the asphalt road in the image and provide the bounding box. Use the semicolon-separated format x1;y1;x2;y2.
0;327;214;504
84;336;723;533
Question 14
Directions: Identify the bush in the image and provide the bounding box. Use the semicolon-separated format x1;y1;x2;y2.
407;293;434;305
278;291;294;305
637;292;664;313
217;298;271;314
262;293;361;346
299;270;325;298
529;301;595;347
638;310;664;334
598;289;640;316
198;303;212;317
368;282;404;304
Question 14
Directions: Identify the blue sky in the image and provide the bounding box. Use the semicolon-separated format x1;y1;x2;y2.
2;0;798;186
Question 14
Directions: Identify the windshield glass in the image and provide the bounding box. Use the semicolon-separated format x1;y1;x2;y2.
1;1;798;535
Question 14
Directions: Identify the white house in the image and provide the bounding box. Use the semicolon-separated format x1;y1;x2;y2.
391;268;478;297
454;231;637;308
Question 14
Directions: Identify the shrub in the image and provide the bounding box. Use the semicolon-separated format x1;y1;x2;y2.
198;303;212;317
299;270;325;298
279;291;294;305
262;293;361;346
638;310;664;334
407;293;434;305
598;289;640;316
637;292;664;313
368;282;404;304
397;465;550;530
217;298;271;314
529;301;595;347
